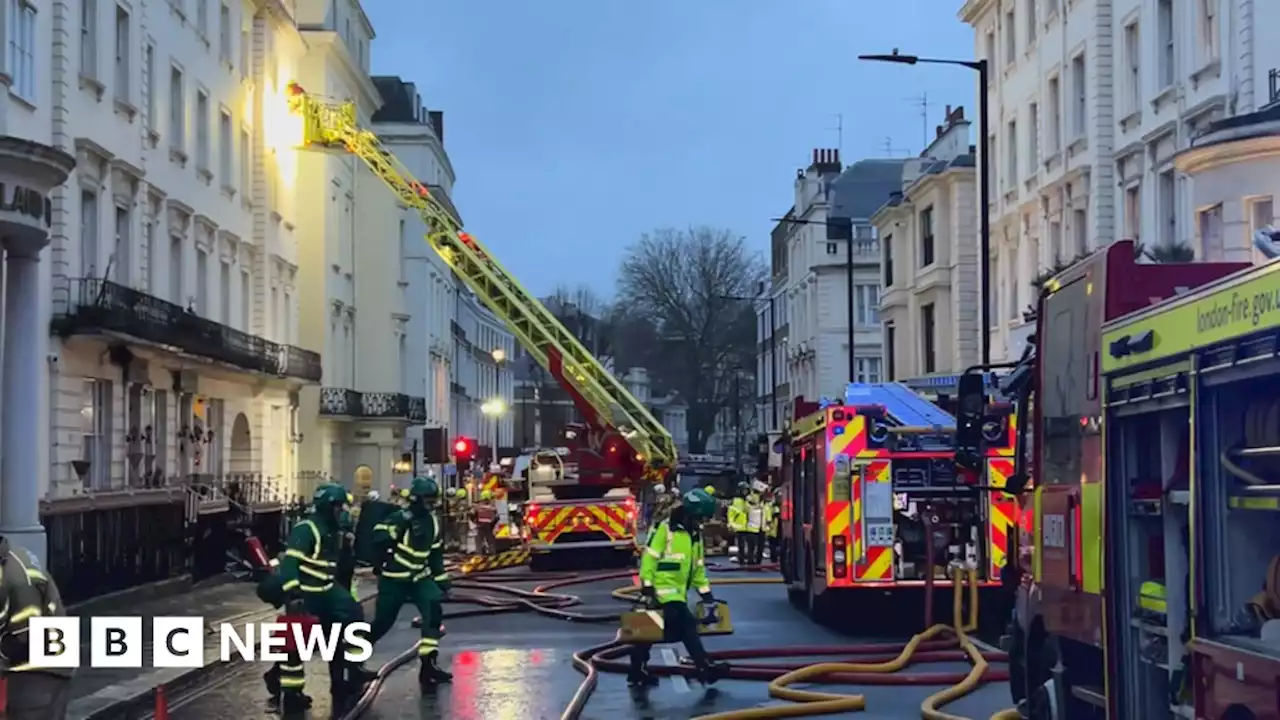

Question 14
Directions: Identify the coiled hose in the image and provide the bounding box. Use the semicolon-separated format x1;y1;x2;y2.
1219;397;1280;486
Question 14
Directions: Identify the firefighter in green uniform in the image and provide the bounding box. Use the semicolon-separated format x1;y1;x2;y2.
368;476;454;688
336;499;360;601
629;488;730;689
279;483;377;710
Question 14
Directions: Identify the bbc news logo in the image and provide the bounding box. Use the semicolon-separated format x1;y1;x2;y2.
27;617;373;668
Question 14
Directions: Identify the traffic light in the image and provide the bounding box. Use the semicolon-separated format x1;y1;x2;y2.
452;436;474;465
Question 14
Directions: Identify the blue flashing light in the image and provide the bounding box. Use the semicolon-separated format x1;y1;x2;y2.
833;425;845;435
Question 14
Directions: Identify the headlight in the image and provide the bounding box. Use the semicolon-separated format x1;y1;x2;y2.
832;549;846;565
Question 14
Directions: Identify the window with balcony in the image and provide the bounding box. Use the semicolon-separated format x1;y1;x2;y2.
145;218;157;294
113;204;130;284
195;247;208;314
219;2;231;61
283;290;292;344
1157;0;1175;89
219;260;231;323
82;378;113;490
196;90;210;172
1124;21;1141;115
219;108;232;184
170;66;185;151
240;269;251;330
169;236;182;304
1198;0;1218;65
81;0;98;79
81;190;99;277
114;4;129;101
1157;168;1176;246
1006;119;1018;187
883;233;894;286
1047;75;1061;155
1124;183;1142;242
1070;54;1086;140
8;0;35;101
919;207;935;267
921;303;937;374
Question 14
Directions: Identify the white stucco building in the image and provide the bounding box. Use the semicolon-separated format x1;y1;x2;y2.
451;290;514;460
961;0;1116;363
780;150;899;410
43;0;323;549
371;76;458;465
872;106;981;385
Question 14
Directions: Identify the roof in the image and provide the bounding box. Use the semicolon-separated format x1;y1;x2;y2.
828;159;907;221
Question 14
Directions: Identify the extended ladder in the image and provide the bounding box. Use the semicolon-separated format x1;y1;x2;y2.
285;84;676;473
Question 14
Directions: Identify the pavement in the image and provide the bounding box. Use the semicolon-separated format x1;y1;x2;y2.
64;576;379;720
166;569;1015;720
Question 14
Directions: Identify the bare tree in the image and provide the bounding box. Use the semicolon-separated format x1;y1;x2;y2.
616;227;767;453
546;283;605;317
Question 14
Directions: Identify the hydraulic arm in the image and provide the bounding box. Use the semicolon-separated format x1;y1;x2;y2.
285;83;676;476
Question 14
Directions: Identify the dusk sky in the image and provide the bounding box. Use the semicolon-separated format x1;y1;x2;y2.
363;1;975;298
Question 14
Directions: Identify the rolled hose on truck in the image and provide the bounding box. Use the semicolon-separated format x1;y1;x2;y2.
336;562;1021;720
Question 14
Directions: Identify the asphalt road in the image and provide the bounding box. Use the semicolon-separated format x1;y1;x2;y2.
170;569;1013;720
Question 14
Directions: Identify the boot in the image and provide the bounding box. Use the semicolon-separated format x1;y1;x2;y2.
626;667;660;689
280;691;309;715
694;660;729;685
348;662;379;685
419;653;454;686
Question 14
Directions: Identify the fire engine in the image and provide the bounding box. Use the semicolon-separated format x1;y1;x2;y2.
952;239;1252;719
777;382;1017;628
285;84;667;569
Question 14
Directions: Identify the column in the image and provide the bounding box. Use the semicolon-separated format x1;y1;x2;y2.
1;251;48;563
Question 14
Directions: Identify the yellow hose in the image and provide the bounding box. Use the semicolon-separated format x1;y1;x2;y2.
677;567;1018;720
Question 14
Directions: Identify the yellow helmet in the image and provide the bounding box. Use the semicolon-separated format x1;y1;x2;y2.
703;485;716;496
480;489;492;501
455;488;467;498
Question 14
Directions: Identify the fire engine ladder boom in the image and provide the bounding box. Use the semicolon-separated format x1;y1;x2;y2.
286;86;676;473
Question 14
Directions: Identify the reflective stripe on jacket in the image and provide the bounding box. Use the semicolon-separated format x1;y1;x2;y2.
763;503;779;537
639;521;711;602
281;519;337;594
374;511;449;585
727;498;748;532
1;541;73;676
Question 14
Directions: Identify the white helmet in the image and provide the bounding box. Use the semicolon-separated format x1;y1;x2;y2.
653;484;666;494
367;490;380;502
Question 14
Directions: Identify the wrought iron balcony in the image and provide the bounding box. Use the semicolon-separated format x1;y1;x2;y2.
53;278;322;382
319;387;428;422
1270;68;1280;107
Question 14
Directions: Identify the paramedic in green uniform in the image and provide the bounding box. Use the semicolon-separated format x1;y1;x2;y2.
629;488;729;689
279;483;376;710
368;476;454;687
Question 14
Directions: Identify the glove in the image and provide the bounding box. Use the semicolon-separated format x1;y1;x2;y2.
439;581;453;596
640;585;659;607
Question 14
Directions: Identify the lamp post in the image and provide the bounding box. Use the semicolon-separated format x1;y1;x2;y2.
857;50;992;366
489;347;506;461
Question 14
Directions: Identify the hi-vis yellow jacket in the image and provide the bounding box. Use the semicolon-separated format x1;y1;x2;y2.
727;497;748;532
639;520;712;603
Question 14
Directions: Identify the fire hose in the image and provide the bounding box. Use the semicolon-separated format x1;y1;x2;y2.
339;561;1021;720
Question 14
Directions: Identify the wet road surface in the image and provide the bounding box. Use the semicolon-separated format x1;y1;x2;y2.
172;570;1012;719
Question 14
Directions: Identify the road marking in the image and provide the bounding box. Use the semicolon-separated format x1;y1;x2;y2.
660;648;688;693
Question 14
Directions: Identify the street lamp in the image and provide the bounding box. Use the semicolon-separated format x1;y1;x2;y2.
489;346;506;458
857;50;992;366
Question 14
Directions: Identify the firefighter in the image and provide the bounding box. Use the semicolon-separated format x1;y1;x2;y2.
763;490;780;562
256;571;314;715
474;489;498;554
743;486;765;565
727;482;750;564
369;476;454;688
279;483;377;711
0;538;73;719
336;500;360;601
629;488;730;688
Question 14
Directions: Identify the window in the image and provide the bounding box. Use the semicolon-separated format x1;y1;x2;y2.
284;290;292;343
1028;103;1039;171
1049;220;1063;265
1040;278;1089;488
114;4;129;100
919;207;935;267
1157;0;1174;89
1070;54;1086;139
219;109;232;183
1124;184;1142;242
240;127;250;193
239;25;249;78
81;0;97;78
170;67;185;150
144;44;155;130
195;247;208;313
1025;0;1036;43
1073;207;1088;256
1047;75;1061;154
169;235;182;303
1007;119;1018;186
988;135;998;196
219;261;231;323
1003;6;1016;63
1157;168;1176;245
921;303;937;374
196;90;210;170
1008;245;1021;320
990;255;1000;329
219;2;231;60
855;358;882;384
80;190;99;277
1250;197;1274;264
82;379;113;490
8;0;35;101
271;286;279;339
1045;0;1058;15
883;233;894;286
1199;204;1223;260
113;204;130;284
1198;0;1218;64
984;31;996;76
855;284;880;326
398;218;407;282
145;218;157;293
826;242;838;255
1123;22;1141;114
196;0;208;36
240;269;251;330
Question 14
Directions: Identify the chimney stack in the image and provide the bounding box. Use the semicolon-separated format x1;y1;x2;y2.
429;111;444;142
810;148;842;174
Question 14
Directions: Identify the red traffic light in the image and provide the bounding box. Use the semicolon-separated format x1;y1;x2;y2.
453;437;472;455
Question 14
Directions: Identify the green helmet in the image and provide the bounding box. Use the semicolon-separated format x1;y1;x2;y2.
682;489;717;519
313;483;348;509
410;476;439;499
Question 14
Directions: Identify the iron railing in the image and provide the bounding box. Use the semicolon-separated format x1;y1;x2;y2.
1270;68;1280;106
53;278;322;382
319;387;428;421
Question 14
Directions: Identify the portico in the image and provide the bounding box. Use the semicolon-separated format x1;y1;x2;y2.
0;136;76;565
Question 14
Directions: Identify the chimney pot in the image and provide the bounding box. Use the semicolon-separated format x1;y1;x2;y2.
813;149;819;165
945;104;952;117
936;124;944;139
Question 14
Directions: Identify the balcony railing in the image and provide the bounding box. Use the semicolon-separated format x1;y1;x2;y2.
1270;68;1280;107
53;278;322;383
319;387;428;421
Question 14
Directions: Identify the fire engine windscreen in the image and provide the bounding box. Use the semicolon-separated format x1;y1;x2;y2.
1203;371;1280;653
1039;277;1090;487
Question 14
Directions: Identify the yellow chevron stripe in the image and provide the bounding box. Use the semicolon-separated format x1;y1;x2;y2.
865;548;893;580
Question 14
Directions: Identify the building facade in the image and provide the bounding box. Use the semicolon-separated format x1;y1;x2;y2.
45;0;324;549
873;106;980;386
450;290;513;460
779;150;899;412
371;76;460;467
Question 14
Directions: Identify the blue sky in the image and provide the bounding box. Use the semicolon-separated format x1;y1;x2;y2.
363;1;974;298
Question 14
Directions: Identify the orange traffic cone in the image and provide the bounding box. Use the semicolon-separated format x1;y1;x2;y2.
154;685;169;720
